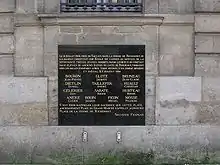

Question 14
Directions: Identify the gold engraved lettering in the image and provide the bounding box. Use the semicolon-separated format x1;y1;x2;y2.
65;82;81;86
95;89;108;93
92;82;112;86
63;89;83;93
65;74;81;78
122;89;140;93
67;96;80;99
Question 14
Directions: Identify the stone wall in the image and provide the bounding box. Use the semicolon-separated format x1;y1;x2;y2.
1;0;220;163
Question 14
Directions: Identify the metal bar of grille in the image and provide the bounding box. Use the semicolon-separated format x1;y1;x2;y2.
60;0;142;12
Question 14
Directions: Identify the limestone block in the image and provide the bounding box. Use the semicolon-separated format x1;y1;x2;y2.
146;76;155;96
143;0;158;14
157;77;201;103
203;78;220;101
195;34;214;53
60;26;82;34
31;127;83;164
195;15;220;32
195;102;220;124
44;26;59;54
159;0;193;14
159;26;194;76
213;35;220;53
0;55;13;75
58;33;77;45
156;77;202;125
78;33;126;45
0;76;48;125
82;26;103;33
16;0;36;13
37;0;44;13
0;0;15;12
195;55;220;77
145;96;156;125
15;27;43;76
0;127;31;163
48;76;58;126
195;0;220;12
195;34;220;53
0;15;13;33
44;0;60;13
0;35;14;54
44;26;59;77
114;26;143;33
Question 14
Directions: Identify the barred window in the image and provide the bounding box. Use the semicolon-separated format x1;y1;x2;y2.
60;0;142;12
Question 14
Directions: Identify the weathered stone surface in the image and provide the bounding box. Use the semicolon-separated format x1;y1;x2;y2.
15;56;43;77
78;33;126;45
159;26;194;76
0;55;13;75
157;101;220;125
203;78;220;101
48;76;58;126
195;55;220;77
146;96;156;125
0;0;15;12
44;26;59;54
213;35;220;53
16;0;36;13
58;33;77;45
0;103;48;126
44;53;58;77
1;126;220;162
113;26;143;33
44;0;60;13
195;0;220;12
156;100;198;125
14;15;40;27
0;15;13;33
157;77;202;102
156;77;202;125
146;76;155;96
83;125;220;155
60;26;82;33
0;35;14;54
143;0;158;14
159;0;193;14
195;15;220;32
31;127;83;164
0;77;48;125
195;34;220;53
195;35;213;53
195;102;220;124
0;77;47;104
0;127;31;163
82;26;103;33
162;15;194;25
15;27;43;76
44;26;59;77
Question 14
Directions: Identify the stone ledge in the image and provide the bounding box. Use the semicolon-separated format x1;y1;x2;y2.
38;14;164;26
13;13;196;26
38;14;194;26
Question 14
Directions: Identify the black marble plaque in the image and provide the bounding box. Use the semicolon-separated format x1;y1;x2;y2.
58;45;145;126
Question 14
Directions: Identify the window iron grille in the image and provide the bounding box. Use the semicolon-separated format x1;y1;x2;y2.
60;0;142;12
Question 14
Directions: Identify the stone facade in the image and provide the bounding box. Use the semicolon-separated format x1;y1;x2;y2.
1;0;220;163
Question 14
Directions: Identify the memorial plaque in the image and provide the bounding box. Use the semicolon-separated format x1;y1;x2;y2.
58;45;145;126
